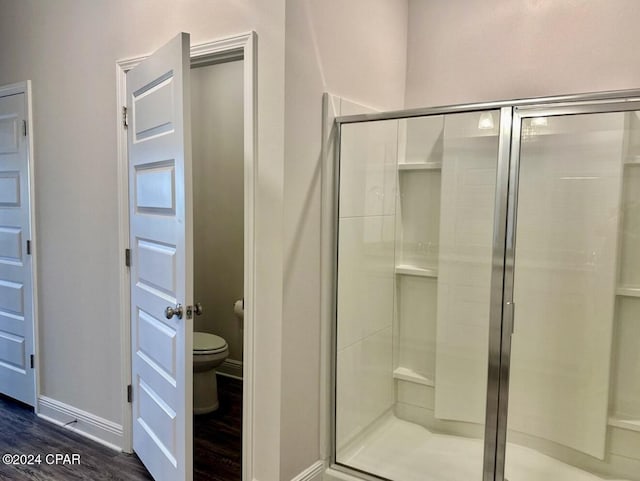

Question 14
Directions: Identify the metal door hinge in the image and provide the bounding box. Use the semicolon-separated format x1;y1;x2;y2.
23;120;27;137
122;106;128;129
127;384;133;403
125;248;131;267
30;354;34;369
26;240;31;255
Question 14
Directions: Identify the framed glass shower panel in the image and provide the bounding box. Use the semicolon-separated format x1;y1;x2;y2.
333;108;511;481
501;104;640;481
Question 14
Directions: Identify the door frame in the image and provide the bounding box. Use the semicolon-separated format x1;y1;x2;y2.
116;32;257;481
0;80;40;409
329;89;640;481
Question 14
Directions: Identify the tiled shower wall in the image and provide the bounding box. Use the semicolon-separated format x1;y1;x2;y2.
335;120;398;450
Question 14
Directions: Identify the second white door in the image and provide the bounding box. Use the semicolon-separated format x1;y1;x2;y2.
0;86;36;407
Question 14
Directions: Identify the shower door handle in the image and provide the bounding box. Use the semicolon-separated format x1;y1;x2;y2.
505;300;515;334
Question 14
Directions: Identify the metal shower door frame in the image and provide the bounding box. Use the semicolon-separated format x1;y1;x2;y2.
494;97;640;481
330;89;640;481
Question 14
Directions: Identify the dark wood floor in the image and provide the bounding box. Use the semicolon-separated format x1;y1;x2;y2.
0;375;242;481
194;376;242;481
0;394;153;481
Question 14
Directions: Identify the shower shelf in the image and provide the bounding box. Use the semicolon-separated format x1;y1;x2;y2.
398;162;442;171
624;155;640;165
608;417;640;432
395;265;438;278
615;287;640;298
393;367;434;387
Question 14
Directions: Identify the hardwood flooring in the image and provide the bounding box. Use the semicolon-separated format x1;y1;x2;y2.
0;394;153;481
194;376;242;481
0;375;243;481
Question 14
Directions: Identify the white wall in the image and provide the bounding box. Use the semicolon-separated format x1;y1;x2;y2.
9;1;639;478
281;1;407;478
0;0;407;477
405;0;640;108
191;61;244;364
0;1;285;479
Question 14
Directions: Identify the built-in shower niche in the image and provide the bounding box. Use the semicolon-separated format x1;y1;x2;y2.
396;115;443;272
393;112;500;438
393;116;443;393
618;112;640;290
609;111;640;435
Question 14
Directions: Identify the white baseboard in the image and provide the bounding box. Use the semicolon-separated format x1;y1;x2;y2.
217;358;243;380
291;460;325;481
37;395;123;452
323;467;363;481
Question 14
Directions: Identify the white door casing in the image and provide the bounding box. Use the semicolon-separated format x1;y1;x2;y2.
127;33;193;481
0;86;36;407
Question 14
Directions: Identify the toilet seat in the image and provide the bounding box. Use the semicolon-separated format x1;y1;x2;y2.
194;332;228;355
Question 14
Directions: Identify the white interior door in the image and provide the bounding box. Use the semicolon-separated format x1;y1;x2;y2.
127;33;193;481
0;89;35;406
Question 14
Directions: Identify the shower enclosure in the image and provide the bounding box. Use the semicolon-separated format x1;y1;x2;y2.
331;93;640;481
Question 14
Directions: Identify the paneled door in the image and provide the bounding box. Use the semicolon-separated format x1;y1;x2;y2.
127;33;193;481
0;87;35;407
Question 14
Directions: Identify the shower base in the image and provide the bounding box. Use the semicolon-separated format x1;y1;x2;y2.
337;416;627;481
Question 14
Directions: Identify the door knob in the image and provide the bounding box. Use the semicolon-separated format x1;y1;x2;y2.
194;303;203;316
165;304;183;320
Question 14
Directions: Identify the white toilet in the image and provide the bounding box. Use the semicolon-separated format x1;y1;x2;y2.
193;331;229;414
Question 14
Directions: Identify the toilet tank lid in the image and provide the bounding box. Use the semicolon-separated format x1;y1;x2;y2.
194;332;227;351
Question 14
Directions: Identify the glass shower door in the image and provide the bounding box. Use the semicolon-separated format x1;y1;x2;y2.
502;107;640;481
334;109;510;481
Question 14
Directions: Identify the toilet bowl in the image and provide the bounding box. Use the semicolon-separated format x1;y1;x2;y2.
193;331;228;414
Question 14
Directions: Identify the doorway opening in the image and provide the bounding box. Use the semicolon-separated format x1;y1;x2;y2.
190;56;244;480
